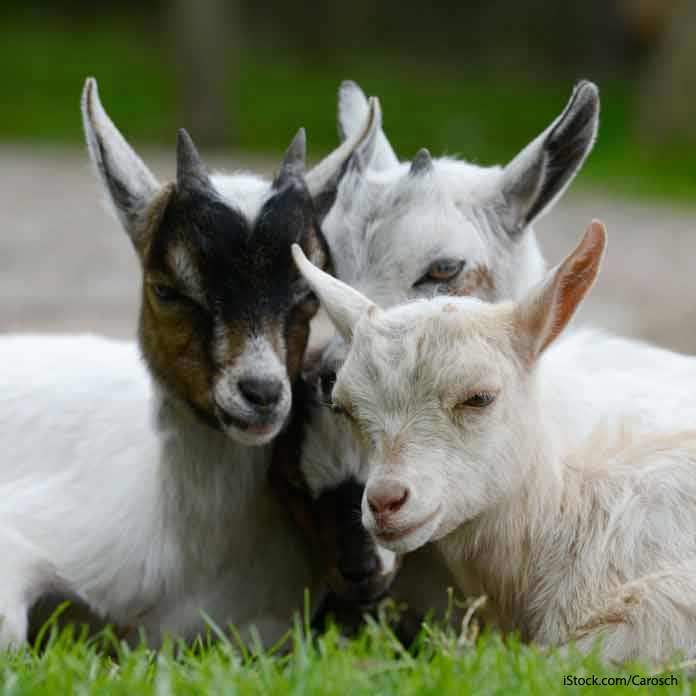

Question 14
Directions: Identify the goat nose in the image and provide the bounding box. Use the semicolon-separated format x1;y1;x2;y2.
238;377;283;409
367;479;409;516
338;554;379;584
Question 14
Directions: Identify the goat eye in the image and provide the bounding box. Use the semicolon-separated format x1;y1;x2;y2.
331;402;354;420
414;259;465;286
151;284;181;303
456;391;496;409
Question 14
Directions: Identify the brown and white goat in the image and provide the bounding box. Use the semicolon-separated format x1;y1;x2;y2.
0;77;379;649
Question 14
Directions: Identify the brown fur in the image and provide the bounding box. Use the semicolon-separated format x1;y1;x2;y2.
572;589;643;638
133;185;175;259
212;323;250;365
450;263;496;299
139;286;215;417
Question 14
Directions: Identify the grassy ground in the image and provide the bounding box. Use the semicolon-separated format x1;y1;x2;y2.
2;17;696;203
0;604;691;695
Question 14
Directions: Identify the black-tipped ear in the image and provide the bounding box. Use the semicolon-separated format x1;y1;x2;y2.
409;148;434;176
501;80;599;235
81;77;159;245
338;80;399;171
176;128;213;196
274;128;306;189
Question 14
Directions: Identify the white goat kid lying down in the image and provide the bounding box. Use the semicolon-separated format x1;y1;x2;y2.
0;77;379;650
285;79;600;611
293;223;696;663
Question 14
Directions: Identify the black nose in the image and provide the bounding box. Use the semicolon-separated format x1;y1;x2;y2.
238;377;283;409
338;553;379;584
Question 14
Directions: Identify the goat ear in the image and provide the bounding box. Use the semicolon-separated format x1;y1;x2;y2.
513;220;606;362
306;95;382;221
81;77;159;246
292;244;376;342
338;80;399;171
501;81;599;236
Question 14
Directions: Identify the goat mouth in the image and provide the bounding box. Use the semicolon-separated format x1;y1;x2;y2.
216;409;281;436
375;506;441;543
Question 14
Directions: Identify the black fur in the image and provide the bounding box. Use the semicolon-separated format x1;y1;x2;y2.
150;181;319;326
317;478;379;584
524;80;599;225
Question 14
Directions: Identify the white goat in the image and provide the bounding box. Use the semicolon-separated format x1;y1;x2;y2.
0;77;380;650
293;223;696;663
325;79;599;305
287;80;600;613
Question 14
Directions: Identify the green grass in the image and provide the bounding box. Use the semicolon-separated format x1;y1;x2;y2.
0;602;692;695
2;17;696;204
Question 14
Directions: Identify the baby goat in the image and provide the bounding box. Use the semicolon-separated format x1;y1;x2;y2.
0;77;378;650
293;223;696;663
326;79;599;304
273;80;600;610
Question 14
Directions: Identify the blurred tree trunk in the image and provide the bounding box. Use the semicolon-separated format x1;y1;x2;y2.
636;0;696;147
171;0;235;147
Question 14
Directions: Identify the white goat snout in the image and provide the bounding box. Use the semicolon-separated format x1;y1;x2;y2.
213;336;291;446
362;473;442;554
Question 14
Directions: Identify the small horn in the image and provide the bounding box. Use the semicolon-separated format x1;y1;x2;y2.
409;148;434;176
176;128;212;194
274;128;306;189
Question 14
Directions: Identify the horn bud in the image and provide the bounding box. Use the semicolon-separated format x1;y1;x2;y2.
176;128;212;195
409;148;434;176
274;128;307;189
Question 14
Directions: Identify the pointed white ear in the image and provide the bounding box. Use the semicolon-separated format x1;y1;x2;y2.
514;220;606;362
338;80;399;171
81;78;159;246
306;95;382;220
501;81;599;235
291;244;376;342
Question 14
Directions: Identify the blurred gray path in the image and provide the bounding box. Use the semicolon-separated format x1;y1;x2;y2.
2;146;696;353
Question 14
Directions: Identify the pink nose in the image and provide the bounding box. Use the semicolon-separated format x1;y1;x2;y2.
367;479;409;517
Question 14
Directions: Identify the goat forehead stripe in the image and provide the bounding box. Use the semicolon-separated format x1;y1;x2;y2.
212;321;287;364
167;244;205;303
150;188;312;304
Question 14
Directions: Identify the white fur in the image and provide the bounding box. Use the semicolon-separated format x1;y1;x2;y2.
212;333;291;447
0;334;319;648
210;172;270;224
298;229;696;662
321;159;544;306
324;80;598;305
0;77;378;649
338;81;399;171
297;81;598;615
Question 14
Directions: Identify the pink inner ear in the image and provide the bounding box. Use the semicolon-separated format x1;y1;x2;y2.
538;220;606;354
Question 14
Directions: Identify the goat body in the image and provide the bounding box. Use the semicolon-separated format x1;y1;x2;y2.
0;76;376;648
440;331;696;662
294;222;696;662
0;334;316;647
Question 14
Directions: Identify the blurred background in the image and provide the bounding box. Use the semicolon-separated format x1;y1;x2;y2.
1;0;696;349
